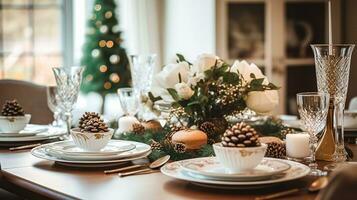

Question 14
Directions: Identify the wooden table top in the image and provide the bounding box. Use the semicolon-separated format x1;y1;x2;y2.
1;145;356;200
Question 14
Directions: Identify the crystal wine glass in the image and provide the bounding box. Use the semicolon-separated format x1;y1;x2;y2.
297;92;329;176
130;54;156;119
46;86;64;127
52;66;83;135
312;44;355;171
117;88;139;116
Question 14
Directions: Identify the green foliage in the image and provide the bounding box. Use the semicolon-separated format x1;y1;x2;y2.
115;127;215;161
80;0;131;96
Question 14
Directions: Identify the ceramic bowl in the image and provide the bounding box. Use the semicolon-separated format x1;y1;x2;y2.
70;128;114;152
213;143;267;173
0;114;31;133
344;110;357;129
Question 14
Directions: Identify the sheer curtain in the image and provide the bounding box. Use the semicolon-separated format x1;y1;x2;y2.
119;0;163;69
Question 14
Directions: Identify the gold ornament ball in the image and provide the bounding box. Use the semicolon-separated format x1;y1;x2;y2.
105;11;113;19
110;73;120;83
94;4;101;11
99;65;108;73
104;82;112;89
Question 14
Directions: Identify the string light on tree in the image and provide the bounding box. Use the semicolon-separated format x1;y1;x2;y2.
100;25;108;33
91;49;100;57
99;65;108;72
110;73;120;83
109;55;120;64
81;0;131;113
106;40;114;48
105;11;113;19
94;4;101;11
99;40;106;47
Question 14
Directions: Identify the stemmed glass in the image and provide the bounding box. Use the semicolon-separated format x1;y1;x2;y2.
117;88;140;116
312;44;355;170
130;54;156;119
46;86;64;127
297;92;329;176
52;67;83;135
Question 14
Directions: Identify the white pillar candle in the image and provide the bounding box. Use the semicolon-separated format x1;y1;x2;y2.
117;116;140;134
286;133;310;159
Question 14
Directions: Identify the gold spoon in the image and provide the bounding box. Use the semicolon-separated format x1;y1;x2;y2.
255;176;329;200
117;155;171;177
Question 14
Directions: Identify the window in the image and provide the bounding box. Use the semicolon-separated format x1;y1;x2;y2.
0;0;66;85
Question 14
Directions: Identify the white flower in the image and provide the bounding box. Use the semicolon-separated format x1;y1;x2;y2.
187;72;205;87
231;60;269;85
174;82;194;100
191;53;220;74
246;90;279;114
155;61;190;89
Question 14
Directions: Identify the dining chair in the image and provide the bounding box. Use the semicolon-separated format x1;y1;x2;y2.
0;79;53;124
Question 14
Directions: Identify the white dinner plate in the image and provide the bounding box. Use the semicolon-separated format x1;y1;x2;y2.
32;146;151;164
180;157;290;181
0;126;66;142
43;140;149;161
0;124;48;137
46;140;136;155
161;157;310;187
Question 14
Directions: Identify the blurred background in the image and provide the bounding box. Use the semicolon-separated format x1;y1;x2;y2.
0;0;356;120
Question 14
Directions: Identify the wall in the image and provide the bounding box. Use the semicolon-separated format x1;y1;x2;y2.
163;0;216;63
344;0;357;108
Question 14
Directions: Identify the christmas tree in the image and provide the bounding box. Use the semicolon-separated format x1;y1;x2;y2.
80;0;131;112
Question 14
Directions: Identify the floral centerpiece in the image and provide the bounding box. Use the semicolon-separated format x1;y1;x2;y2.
118;53;281;161
148;53;279;129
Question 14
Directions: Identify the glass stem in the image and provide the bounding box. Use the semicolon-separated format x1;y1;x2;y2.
334;102;347;162
309;134;318;169
64;112;72;136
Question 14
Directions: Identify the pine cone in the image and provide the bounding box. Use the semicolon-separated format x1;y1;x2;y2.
132;123;145;134
221;122;260;147
79;112;109;133
265;142;286;159
173;143;186;153
1;100;25;116
150;140;162;150
199;122;216;137
79;112;101;130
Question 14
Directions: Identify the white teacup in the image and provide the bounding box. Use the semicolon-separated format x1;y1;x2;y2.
213;143;267;173
0;114;31;133
70;128;114;151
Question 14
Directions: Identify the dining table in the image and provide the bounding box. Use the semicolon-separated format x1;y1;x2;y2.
0;143;356;200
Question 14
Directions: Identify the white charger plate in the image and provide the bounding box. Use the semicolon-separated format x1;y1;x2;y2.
161;157;310;187
180;157;290;181
43;140;149;161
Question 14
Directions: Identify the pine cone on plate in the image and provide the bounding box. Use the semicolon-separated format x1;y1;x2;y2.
1;100;25;116
265;142;286;159
79;112;108;133
221;122;260;147
132;123;145;134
